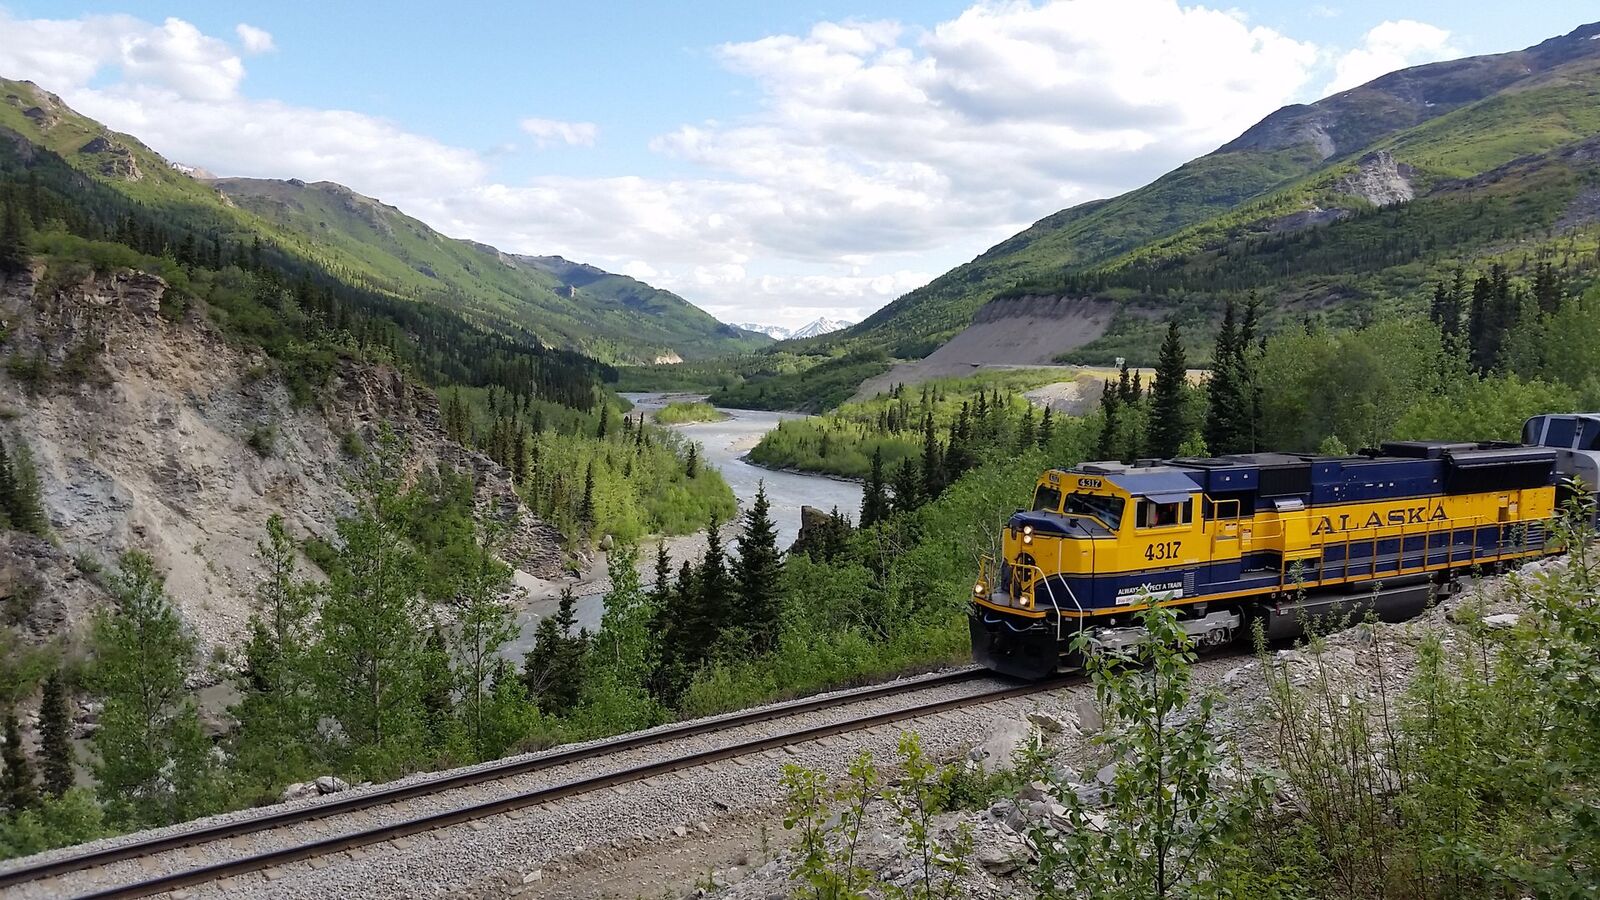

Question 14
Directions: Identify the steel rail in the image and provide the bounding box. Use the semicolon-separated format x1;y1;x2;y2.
68;674;1074;900
0;667;990;891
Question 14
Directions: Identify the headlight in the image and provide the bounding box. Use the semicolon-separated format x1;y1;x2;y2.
973;581;986;595
1022;525;1034;536
1022;534;1033;545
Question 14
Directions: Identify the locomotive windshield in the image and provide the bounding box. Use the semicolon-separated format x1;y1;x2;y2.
1031;485;1062;512
1065;492;1126;530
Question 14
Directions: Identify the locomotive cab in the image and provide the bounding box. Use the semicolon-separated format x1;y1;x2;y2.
972;465;1211;678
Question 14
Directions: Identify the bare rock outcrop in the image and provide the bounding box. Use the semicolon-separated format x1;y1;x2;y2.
1334;150;1415;207
77;135;144;182
0;263;563;650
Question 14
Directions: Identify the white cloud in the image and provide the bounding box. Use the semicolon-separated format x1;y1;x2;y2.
520;117;599;148
235;24;276;55
0;5;1438;326
1325;20;1459;95
0;14;245;101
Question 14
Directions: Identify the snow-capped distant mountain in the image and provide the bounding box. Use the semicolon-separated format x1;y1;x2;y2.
788;317;853;339
735;318;854;341
735;322;794;340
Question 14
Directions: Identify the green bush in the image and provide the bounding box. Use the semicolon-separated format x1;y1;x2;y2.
654;401;727;425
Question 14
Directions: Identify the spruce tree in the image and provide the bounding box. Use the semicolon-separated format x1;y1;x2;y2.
1016;407;1036;453
891;458;920;514
2;711;36;814
39;669;73;798
685;442;699;479
860;447;890;527
0;201;28;276
0;434;46;535
650;541;672;606
919;414;943;501
1097;380;1121;460
1038;407;1055;450
1204;299;1249;456
579;461;596;530
735;483;783;653
1147;320;1191;459
520;586;585;717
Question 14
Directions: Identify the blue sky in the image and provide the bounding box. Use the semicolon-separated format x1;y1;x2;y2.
2;1;1597;325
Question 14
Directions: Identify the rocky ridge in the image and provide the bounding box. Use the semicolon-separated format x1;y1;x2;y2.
0;263;563;651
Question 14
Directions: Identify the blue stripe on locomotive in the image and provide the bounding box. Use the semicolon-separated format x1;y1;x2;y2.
1032;521;1547;613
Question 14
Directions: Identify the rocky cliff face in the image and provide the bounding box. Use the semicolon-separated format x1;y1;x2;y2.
0;264;563;651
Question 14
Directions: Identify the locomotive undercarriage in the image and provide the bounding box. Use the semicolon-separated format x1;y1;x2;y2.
971;573;1454;680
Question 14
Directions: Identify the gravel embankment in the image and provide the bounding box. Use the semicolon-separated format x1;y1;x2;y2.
4;667;1031;900
193;657;1242;900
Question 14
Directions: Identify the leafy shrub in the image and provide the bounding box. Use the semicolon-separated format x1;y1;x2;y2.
245;423;276;457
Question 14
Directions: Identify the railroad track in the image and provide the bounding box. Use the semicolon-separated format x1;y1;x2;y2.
2;667;1075;900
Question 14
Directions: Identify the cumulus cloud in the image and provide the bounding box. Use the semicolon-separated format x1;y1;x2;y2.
0;13;245;101
0;4;1438;325
235;24;276;55
520;117;599;147
1325;20;1459;95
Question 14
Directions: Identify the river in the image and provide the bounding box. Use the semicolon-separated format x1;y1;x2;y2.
503;393;862;656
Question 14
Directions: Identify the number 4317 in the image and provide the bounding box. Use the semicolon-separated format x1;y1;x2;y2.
1144;541;1181;561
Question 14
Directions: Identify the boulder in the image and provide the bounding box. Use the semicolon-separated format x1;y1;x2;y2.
1026;710;1072;735
1483;613;1521;630
1072;697;1103;733
280;782;318;802
315;775;351;794
974;828;1032;875
970;718;1038;772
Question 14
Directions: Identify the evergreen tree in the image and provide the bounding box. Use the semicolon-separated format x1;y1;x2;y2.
521;586;586;716
1097;381;1121;460
231;515;320;792
650;541;672;606
1147;320;1192;459
919;414;943;500
696;517;734;650
579;461;596;530
2;712;36;814
0;435;47;535
89;552;219;828
1204;299;1251;456
39;669;73;798
860;447;891;527
0;202;28;276
735;483;783;653
890;458;921;514
685;442;699;479
1016;407;1036;453
1038;407;1055;450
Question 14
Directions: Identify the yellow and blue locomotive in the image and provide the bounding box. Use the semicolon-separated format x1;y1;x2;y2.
970;413;1600;678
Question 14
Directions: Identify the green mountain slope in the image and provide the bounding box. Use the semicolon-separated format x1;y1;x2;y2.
0;77;756;364
209;177;769;362
831;21;1600;358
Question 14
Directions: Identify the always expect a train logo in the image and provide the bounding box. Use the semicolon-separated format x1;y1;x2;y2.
1311;503;1449;535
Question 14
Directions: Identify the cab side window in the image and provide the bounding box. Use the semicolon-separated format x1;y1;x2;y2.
1137;498;1192;529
